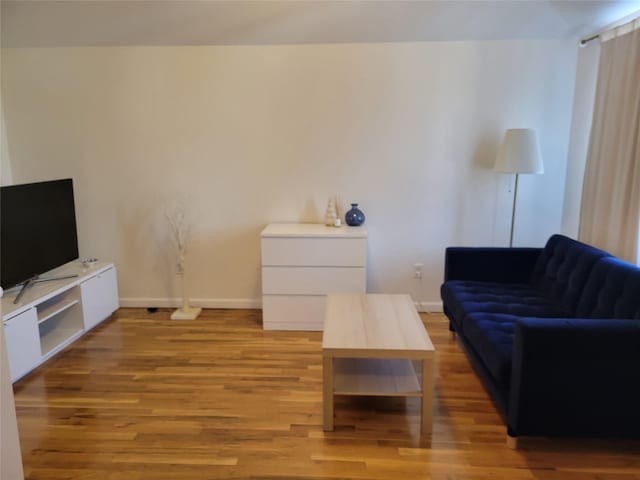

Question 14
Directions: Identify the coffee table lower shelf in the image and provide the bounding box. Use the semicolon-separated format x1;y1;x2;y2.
323;354;433;434
333;358;422;397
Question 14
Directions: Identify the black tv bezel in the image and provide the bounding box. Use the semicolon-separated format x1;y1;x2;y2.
0;178;80;291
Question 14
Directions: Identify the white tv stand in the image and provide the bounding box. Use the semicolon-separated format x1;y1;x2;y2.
1;261;119;383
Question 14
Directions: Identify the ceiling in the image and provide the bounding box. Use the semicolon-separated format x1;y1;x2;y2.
2;0;640;48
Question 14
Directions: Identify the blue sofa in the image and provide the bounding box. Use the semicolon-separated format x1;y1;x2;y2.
441;234;640;441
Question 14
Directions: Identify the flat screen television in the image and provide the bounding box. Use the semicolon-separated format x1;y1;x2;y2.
1;178;79;292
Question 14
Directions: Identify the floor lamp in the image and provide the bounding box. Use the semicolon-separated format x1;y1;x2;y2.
494;129;544;247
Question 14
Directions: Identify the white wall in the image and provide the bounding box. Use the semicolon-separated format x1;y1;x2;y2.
1;60;14;185
1;41;577;310
0;109;13;185
0;52;24;479
1;102;14;185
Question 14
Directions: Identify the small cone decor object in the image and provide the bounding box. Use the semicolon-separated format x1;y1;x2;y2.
325;196;338;226
166;206;201;320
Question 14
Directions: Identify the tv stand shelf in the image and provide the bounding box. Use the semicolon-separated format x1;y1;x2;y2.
1;261;119;382
37;291;80;324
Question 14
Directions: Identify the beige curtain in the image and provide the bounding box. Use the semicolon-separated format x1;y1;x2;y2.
579;20;640;263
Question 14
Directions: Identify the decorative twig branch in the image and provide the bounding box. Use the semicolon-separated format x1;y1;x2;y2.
165;206;189;275
164;202;201;320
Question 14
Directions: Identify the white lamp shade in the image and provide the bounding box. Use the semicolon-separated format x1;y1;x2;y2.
494;128;544;174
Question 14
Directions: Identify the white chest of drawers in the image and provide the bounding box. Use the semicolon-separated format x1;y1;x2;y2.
261;223;367;330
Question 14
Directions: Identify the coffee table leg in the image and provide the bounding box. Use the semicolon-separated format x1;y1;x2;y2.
421;355;434;435
323;355;334;431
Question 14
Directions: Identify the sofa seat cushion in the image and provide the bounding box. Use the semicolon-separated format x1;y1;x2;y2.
463;313;520;389
441;280;568;331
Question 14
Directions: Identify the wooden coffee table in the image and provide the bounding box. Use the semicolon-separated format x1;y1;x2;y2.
322;293;435;434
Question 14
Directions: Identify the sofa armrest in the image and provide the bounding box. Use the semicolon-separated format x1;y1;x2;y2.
508;317;640;437
444;247;542;283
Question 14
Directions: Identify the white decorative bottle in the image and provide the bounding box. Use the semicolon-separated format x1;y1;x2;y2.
325;196;337;226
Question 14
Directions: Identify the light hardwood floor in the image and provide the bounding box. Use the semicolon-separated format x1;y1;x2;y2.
12;308;640;479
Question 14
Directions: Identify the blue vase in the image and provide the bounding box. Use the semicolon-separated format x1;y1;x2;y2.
345;203;365;226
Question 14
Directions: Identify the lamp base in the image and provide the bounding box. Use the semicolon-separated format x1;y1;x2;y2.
171;307;202;320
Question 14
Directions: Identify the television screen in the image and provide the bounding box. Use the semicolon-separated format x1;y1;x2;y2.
1;179;79;289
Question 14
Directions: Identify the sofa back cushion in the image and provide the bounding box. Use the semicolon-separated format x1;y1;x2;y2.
576;257;640;319
529;235;611;315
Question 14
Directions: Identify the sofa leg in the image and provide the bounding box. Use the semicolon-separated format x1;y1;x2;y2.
506;434;518;449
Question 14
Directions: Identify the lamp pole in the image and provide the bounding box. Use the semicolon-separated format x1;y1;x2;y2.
509;173;520;248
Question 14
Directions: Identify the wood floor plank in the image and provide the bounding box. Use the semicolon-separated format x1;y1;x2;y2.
11;307;640;479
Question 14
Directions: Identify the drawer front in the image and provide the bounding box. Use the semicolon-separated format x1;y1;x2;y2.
262;267;366;295
261;237;366;267
262;295;326;331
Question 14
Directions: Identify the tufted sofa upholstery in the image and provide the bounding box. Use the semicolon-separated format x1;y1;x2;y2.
441;234;640;439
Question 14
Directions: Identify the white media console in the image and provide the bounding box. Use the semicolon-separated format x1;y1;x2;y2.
1;261;119;383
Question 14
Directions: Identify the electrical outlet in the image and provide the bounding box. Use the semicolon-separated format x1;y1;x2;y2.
413;263;423;280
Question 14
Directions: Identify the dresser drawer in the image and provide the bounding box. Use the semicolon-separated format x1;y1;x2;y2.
261;237;366;267
262;267;366;295
262;295;326;331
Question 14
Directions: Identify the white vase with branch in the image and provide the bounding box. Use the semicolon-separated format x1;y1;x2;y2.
166;206;201;320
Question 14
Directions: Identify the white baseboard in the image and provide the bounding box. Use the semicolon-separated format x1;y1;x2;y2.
118;297;262;309
415;301;443;313
119;297;443;313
